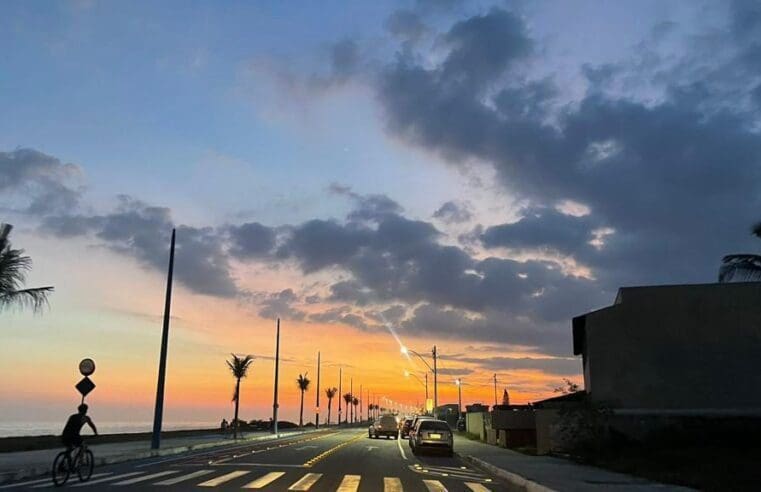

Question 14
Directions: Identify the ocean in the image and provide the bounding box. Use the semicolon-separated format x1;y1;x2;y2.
0;421;220;438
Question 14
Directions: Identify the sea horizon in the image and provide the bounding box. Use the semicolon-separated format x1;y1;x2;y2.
0;421;221;438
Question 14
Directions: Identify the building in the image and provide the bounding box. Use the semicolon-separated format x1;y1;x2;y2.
573;282;761;415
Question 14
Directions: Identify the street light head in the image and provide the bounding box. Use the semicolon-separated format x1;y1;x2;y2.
400;346;408;355
404;370;410;377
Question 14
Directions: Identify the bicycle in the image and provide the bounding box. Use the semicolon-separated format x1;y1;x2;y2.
51;442;94;486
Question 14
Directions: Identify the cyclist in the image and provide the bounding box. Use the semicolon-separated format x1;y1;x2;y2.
62;404;98;462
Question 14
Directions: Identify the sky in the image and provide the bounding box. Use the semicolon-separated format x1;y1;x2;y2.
2;0;761;432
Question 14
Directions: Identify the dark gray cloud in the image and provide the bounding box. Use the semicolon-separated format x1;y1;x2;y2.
442;354;582;375
256;288;306;320
0;148;82;214
374;4;761;294
40;196;239;298
433;200;472;224
330;39;360;81
385;10;427;43
227;222;277;259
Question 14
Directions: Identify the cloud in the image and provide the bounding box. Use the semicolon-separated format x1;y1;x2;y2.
256;288;306;320
40;196;239;298
442;354;581;375
433;200;472;224
372;3;761;294
227;222;277;259
0;148;83;215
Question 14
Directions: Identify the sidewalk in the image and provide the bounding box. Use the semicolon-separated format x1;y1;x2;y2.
0;429;313;485
454;436;694;492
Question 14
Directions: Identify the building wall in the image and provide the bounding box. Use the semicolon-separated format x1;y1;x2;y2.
582;282;761;410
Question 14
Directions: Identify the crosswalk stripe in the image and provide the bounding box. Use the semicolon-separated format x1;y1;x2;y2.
423;479;448;492
336;474;361;492
465;483;491;491
287;473;322;491
112;470;179;485
384;477;403;492
198;470;250;487
28;473;111;489
154;469;214;485
243;471;286;489
71;472;144;487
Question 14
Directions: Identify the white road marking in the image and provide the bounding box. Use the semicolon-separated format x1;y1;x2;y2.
294;445;318;450
243;471;286;489
287;472;322;490
154;469;214;485
336;474;361;492
465;483;492;491
384;477;404;492
71;472;144;487
112;470;179;485
27;473;111;489
198;470;250;487
423;479;448;492
396;434;408;460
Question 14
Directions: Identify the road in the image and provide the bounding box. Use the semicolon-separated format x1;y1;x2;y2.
0;429;506;491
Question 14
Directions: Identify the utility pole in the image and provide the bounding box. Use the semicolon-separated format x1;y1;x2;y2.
272;318;281;435
315;351;321;428
151;228;175;450
359;384;363;422
350;377;354;423
493;373;497;407
456;379;463;415
432;345;438;420
338;367;342;426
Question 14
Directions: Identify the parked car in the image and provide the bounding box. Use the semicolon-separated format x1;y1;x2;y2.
407;415;434;442
456;417;466;431
400;418;414;438
410;419;454;456
369;414;399;439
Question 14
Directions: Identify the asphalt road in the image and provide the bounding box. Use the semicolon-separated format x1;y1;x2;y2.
0;429;506;491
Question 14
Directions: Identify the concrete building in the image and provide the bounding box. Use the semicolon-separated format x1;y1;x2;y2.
573;282;761;415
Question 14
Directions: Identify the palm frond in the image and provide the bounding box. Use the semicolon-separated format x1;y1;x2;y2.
227;354;254;379
325;387;337;399
343;392;353;404
297;372;311;391
0;223;54;313
719;254;761;282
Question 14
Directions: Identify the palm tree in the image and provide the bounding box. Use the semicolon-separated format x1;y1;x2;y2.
297;372;311;427
325;387;337;425
0;224;53;313
720;223;761;282
352;396;359;423
342;393;353;424
227;354;254;439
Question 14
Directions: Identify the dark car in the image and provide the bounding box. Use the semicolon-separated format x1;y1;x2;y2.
410;419;453;456
400;418;414;438
456;417;466;431
369;414;399;439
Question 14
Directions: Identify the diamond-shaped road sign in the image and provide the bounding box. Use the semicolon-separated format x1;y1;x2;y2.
75;376;96;397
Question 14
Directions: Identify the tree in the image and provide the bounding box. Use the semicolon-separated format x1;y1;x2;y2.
325;387;337;425
0;224;53;313
226;354;254;439
342;393;353;424
297;372;311;427
554;378;581;395
352;396;359;423
719;222;761;282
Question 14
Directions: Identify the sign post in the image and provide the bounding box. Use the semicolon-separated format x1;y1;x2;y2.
76;358;96;404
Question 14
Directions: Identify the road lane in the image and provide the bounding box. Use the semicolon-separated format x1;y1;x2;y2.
0;428;508;491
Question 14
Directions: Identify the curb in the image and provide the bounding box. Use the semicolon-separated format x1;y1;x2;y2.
461;454;557;492
0;429;320;486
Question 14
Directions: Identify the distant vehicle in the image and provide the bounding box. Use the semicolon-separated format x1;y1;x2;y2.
456;417;466;431
369;414;399;439
410;419;453;456
400;418;414;438
408;415;434;441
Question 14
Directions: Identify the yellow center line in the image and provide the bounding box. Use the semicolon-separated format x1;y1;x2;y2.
303;432;365;467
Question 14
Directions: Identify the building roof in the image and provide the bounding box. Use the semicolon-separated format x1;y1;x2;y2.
532;390;587;408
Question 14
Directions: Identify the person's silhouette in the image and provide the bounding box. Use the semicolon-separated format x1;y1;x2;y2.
62;404;98;459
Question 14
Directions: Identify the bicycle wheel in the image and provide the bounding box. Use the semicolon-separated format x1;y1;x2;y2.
51;451;70;487
76;449;94;482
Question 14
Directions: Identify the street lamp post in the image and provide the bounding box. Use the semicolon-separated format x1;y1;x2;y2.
456;378;463;415
401;345;438;419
